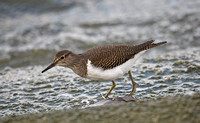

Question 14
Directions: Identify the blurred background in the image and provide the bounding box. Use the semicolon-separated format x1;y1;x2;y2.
0;0;199;69
0;0;200;117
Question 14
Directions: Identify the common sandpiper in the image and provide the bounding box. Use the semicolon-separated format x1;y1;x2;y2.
42;40;167;98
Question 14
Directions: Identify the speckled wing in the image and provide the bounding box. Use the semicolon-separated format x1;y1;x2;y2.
81;40;167;70
82;45;135;69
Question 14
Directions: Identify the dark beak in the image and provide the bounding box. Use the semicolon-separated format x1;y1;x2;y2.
41;62;56;73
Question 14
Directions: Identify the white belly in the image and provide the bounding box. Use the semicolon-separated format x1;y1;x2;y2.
86;51;145;81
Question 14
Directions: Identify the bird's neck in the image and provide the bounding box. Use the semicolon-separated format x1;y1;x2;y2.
68;53;88;78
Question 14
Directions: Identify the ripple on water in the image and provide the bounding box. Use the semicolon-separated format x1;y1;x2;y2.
0;48;200;117
0;0;200;117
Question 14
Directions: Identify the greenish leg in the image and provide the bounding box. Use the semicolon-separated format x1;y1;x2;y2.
128;71;137;96
104;80;116;98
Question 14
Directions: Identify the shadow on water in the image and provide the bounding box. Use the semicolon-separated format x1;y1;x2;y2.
0;0;79;18
0;49;56;69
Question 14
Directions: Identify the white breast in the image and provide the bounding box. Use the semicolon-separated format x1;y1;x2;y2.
86;51;146;81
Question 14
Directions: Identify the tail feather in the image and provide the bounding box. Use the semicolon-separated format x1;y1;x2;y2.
133;40;167;54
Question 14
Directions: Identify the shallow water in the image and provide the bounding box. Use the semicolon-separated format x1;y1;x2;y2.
0;0;200;117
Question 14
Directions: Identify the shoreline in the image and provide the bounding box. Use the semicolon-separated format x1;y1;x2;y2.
2;93;200;123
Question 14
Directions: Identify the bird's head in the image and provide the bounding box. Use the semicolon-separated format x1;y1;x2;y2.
41;50;73;73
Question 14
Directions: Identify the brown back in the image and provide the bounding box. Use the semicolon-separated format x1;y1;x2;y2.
81;40;167;69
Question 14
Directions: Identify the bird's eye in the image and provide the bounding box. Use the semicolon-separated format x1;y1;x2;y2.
60;56;65;60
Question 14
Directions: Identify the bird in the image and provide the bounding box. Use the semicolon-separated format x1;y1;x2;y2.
42;40;167;98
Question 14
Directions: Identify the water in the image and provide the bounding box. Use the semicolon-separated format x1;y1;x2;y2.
0;0;200;117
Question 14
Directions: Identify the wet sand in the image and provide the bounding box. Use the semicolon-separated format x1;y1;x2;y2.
2;94;200;123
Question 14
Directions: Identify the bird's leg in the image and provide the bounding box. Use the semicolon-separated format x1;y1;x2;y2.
97;81;116;101
104;80;116;98
128;71;137;96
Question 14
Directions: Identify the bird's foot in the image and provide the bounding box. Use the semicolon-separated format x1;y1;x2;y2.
97;96;115;101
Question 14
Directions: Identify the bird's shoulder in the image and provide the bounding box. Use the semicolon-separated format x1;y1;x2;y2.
80;45;135;69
